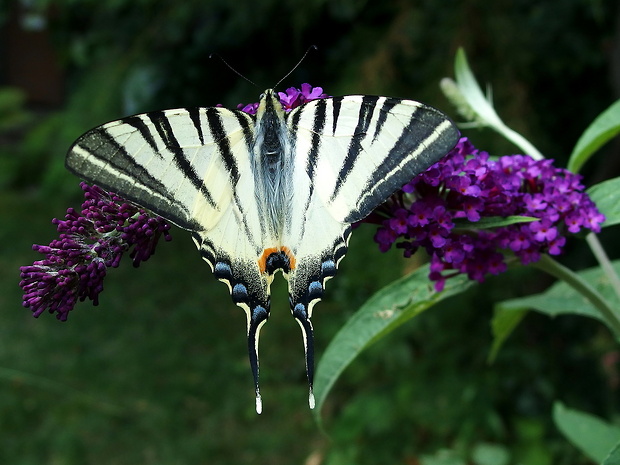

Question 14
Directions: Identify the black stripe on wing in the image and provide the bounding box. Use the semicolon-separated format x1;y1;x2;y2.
72;127;168;197
147;111;220;210
205;108;244;184
330;96;342;135
371;98;399;142
350;108;457;221
121;114;161;157
69;127;200;229
288;99;327;242
329;99;458;224
188;107;205;145
329;95;379;202
304;99;327;180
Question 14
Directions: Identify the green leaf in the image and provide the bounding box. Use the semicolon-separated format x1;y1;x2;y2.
454;215;538;231
313;264;474;421
453;49;504;128
451;48;543;159
587;177;620;228
603;442;620;465
490;259;620;358
568;99;620;173
488;308;527;363
471;443;510;465
553;402;620;463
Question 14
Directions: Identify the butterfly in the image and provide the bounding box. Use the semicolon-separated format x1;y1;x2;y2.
66;87;459;413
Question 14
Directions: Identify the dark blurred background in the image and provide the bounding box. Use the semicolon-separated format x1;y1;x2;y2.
1;1;619;464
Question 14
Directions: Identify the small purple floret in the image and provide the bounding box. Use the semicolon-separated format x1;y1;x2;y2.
20;183;172;320
236;84;329;115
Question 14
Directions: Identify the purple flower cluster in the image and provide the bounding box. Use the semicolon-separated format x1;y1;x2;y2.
369;137;605;291
19;183;172;321
236;83;328;114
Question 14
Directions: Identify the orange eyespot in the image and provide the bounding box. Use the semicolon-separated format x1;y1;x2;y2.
258;246;296;274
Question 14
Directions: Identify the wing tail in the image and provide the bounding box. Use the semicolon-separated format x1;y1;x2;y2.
247;304;270;414
230;279;273;415
196;232;272;414
286;227;347;410
291;302;316;409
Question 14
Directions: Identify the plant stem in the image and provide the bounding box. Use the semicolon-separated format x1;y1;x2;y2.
495;122;544;160
533;254;620;340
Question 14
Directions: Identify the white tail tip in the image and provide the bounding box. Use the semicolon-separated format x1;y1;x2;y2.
256;393;263;414
309;390;315;409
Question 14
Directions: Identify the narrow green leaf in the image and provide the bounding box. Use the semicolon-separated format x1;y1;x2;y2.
490;259;620;358
313;264;474;420
603;442;620;465
452;48;543;159
454;215;538;231
495;283;607;322
587;177;620;228
454;48;503;128
553;402;620;463
568;99;620;173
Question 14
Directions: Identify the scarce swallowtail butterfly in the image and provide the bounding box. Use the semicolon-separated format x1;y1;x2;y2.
66;87;459;413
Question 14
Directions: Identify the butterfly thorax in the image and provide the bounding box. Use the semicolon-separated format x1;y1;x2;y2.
252;90;293;242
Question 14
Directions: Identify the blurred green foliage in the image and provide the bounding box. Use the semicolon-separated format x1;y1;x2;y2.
2;0;619;464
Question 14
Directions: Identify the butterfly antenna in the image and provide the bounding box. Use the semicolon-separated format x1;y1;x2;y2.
209;53;258;88
273;45;318;89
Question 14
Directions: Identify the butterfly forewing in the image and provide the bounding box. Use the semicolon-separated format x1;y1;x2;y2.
67;108;256;231
287;95;459;223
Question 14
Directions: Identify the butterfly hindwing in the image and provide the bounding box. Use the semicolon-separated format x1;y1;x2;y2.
282;95;459;404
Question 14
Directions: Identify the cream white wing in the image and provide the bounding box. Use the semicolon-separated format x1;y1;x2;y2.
288;95;459;223
67;106;274;411
283;95;459;405
67;107;255;232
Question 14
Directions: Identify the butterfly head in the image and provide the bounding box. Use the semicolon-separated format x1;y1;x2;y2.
257;89;285;118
